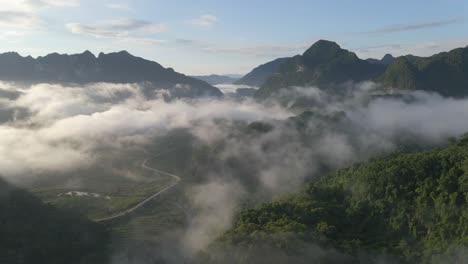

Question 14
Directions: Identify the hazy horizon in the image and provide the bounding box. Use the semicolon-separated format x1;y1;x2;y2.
0;0;466;75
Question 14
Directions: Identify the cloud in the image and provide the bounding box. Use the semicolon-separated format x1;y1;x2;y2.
176;38;307;57
0;0;79;39
188;14;218;28
66;18;167;44
203;44;308;57
0;82;291;180
25;0;80;8
362;18;463;35
355;38;468;59
103;18;167;33
0;10;43;30
106;2;131;10
214;84;258;94
0;0;79;12
184;180;246;252
7;81;465;184
67;23;124;38
2;80;468;261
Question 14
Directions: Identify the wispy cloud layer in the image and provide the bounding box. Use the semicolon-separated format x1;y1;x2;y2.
203;44;308;57
0;10;43;30
66;18;167;44
188;14;218;28
176;38;308;57
0;0;79;40
106;2;131;10
362;18;463;34
355;37;468;59
0;0;79;12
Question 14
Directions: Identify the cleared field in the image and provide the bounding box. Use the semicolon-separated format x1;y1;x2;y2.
33;177;174;220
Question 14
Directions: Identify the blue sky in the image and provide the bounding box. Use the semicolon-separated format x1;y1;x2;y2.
0;0;467;75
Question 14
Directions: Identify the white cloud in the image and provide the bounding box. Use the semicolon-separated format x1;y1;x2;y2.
0;0;79;12
66;18;167;44
203;43;308;57
0;82;290;179
104;18;167;33
189;14;218;28
0;11;43;30
361;18;463;35
176;38;307;58
0;0;79;39
215;84;258;94
355;38;468;59
106;2;131;10
67;23;124;38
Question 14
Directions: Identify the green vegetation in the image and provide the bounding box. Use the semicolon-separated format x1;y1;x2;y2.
0;178;109;264
379;47;468;97
109;186;188;241
208;137;468;263
30;145;177;220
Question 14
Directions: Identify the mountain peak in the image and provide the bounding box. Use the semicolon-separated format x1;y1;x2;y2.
303;40;345;62
98;50;135;60
312;39;341;48
305;40;341;52
0;51;20;56
116;50;131;55
381;54;395;64
75;50;96;62
81;50;95;57
382;54;394;60
0;52;23;60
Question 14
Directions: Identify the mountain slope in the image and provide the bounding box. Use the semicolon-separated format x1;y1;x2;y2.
0;178;109;264
234;57;290;86
0;51;222;98
255;40;386;99
191;74;239;85
207;137;468;263
379;47;468;97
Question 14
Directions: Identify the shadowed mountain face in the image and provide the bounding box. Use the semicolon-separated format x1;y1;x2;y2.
0;51;222;98
234;57;290;87
255;40;387;99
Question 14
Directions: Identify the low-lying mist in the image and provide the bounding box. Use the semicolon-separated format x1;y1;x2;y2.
1;81;467;263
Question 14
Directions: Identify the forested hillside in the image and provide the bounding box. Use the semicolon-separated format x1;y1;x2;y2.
0;179;110;264
379;47;468;97
205;136;468;263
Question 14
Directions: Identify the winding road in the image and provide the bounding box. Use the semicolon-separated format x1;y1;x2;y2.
93;156;181;222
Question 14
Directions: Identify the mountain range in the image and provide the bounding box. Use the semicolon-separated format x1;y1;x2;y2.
0;51;222;98
233;40;468;99
1;40;467;99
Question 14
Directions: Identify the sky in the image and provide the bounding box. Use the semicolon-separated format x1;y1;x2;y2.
0;0;467;75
